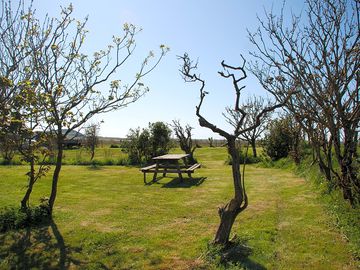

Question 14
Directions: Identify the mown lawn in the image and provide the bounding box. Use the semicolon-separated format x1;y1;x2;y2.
0;147;358;269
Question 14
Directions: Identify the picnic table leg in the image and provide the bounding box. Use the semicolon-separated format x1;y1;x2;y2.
143;172;147;184
163;167;167;177
187;172;192;179
152;162;159;181
176;163;183;181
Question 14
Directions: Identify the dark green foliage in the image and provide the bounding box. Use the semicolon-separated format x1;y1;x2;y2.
149;121;172;157
124;128;151;165
109;144;120;148
124;121;172;165
225;148;260;165
0;159;22;165
0;134;16;163
188;156;198;165
263;118;293;161
0;204;51;232
74;158;130;166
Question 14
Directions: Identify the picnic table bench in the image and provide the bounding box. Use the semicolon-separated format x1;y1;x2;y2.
140;154;201;184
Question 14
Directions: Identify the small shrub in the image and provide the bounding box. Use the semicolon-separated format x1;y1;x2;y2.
103;158;114;165
203;237;252;269
0;204;51;232
124;122;172;165
263;118;292;160
116;157;130;166
110;144;120;148
0;159;23;165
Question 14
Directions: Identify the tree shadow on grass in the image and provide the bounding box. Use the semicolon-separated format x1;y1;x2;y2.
0;218;90;270
205;237;266;270
146;177;206;188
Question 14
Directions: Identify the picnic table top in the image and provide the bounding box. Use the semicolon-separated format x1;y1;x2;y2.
152;154;189;160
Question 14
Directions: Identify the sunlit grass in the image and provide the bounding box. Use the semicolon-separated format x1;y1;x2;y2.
0;147;357;269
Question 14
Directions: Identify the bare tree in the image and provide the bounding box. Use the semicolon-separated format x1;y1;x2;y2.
208;137;214;147
171;120;197;164
230;96;272;157
84;123;100;161
179;53;289;245
249;0;360;204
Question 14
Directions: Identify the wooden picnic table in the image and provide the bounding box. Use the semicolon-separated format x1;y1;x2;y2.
140;154;201;184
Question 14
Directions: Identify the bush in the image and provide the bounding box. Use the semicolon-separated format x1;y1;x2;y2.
263;118;293;160
109;144;120;148
149;121;172;157
0;204;51;232
124;121;172;165
0;158;23;165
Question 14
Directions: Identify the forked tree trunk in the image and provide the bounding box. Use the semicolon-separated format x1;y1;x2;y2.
214;138;248;245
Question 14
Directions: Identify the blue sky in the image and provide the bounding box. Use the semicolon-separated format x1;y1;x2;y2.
32;0;305;139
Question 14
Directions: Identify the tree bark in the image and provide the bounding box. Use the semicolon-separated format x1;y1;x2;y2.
21;158;35;208
213;138;248;245
90;148;95;161
48;136;64;213
251;139;257;158
314;144;332;182
340;164;354;204
333;126;359;205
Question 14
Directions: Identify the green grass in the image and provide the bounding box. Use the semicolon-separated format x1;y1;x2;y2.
61;147;129;165
0;147;130;166
0;147;358;269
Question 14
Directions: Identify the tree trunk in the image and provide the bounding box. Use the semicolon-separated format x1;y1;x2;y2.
251;139;257;158
340;164;355;204
214;197;247;245
354;130;359;158
333;126;359;205
291;130;301;165
340;153;359;205
90;148;95;161
213;138;248;245
48;138;64;213
21;158;35;208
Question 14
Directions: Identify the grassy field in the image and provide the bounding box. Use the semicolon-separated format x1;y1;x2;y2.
0;147;358;269
0;147;129;165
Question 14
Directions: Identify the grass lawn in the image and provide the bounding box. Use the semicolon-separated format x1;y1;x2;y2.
0;147;358;269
